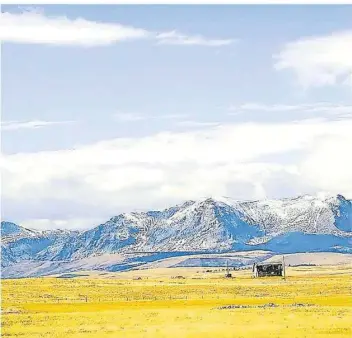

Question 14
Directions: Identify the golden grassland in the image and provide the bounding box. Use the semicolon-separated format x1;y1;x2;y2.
1;265;351;338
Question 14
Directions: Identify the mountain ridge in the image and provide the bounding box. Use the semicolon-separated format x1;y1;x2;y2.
1;193;351;277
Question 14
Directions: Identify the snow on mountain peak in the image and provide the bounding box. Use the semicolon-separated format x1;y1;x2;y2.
1;193;351;271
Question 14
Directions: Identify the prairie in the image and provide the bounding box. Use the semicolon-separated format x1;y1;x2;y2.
1;265;351;338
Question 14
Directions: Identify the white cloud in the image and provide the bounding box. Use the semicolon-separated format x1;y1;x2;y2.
0;8;150;46
2;119;352;229
20;218;104;231
275;30;352;88
231;103;301;112
301;132;352;195
0;9;234;48
113;112;187;122
156;30;234;47
175;120;221;128
1;120;74;131
229;102;352;119
230;102;352;113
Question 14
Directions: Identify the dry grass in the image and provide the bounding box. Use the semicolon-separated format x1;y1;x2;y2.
1;265;351;337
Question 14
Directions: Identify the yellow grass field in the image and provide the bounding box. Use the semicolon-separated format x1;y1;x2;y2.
1;265;351;338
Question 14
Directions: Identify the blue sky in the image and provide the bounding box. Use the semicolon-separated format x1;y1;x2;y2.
1;5;352;229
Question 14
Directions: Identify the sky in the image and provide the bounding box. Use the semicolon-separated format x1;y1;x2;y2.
1;5;352;230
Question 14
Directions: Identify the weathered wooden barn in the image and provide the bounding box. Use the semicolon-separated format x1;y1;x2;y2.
252;261;285;278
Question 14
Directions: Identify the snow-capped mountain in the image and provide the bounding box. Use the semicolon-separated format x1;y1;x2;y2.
1;194;351;276
1;221;37;239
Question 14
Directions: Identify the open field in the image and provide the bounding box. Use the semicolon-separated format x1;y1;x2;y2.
1;265;351;338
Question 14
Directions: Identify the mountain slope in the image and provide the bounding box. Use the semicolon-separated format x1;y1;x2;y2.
1;224;79;268
1;221;37;238
1;193;351;276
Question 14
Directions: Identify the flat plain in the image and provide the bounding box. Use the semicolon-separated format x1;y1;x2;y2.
1;265;351;338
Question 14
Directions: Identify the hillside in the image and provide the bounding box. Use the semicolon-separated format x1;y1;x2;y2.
1;193;351;277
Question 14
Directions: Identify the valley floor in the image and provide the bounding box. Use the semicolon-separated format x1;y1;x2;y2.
1;265;351;338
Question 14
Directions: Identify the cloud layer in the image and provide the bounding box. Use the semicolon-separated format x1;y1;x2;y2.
2;119;351;229
1;120;74;131
0;9;149;46
275;30;352;88
229;102;352;121
113;112;186;122
230;102;352;114
156;30;234;46
0;9;234;47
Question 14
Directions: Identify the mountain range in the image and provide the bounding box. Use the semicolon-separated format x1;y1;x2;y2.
1;193;351;278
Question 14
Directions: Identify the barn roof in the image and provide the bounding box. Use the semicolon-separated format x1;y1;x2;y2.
255;262;283;266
